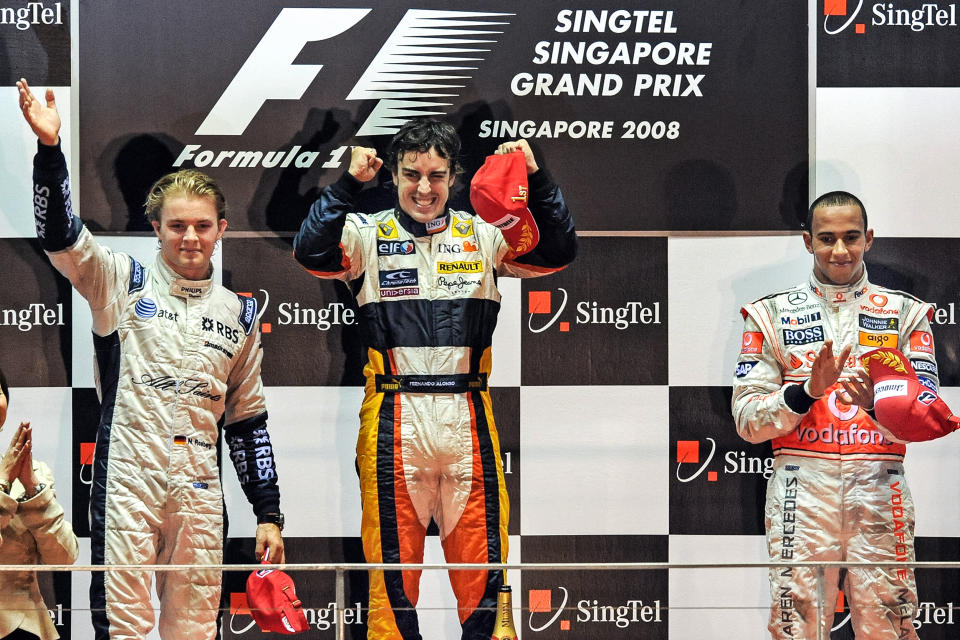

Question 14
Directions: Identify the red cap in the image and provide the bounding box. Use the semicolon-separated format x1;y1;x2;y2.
470;151;540;255
246;558;309;634
862;347;960;442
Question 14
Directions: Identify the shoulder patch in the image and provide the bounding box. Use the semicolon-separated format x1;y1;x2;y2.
128;256;145;293
236;293;258;336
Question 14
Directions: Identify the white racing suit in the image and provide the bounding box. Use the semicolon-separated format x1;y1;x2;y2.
293;170;576;640
33;142;281;639
733;270;938;639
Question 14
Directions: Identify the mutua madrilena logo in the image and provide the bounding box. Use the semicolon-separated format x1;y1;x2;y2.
527;586;663;633
675;438;773;483
527;288;661;333
823;0;958;35
176;9;512;169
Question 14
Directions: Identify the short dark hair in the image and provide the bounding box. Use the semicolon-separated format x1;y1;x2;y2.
0;366;8;402
387;118;463;177
805;191;868;232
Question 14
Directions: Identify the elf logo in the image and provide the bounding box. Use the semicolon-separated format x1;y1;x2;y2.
197;9;512;137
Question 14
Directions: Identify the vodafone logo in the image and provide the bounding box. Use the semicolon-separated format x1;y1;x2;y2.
827;389;859;420
869;293;888;307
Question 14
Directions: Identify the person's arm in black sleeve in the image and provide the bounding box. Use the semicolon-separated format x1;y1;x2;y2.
32;141;82;253
510;167;577;269
292;172;364;275
224;412;280;519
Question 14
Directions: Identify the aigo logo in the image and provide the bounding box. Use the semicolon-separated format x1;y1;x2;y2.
197;9;513;137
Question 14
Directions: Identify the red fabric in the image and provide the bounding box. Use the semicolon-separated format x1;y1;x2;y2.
863;347;960;442
470;151;540;255
246;558;309;634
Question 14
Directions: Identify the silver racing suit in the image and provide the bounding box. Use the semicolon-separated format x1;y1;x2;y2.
33;142;281;639
732;269;937;640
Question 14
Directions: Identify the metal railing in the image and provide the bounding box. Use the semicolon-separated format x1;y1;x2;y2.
4;560;958;639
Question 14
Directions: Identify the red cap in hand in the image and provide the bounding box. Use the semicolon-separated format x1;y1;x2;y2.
470;151;540;255
862;347;960;442
246;554;309;634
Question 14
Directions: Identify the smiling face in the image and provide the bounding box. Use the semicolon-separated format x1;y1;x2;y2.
152;196;227;280
392;147;455;223
803;204;873;285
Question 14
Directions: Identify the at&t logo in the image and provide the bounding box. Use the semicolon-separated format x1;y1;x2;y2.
675;439;773;482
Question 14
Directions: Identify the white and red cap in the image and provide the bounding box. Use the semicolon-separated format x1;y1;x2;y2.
470;151;540;255
862;347;960;442
245;551;309;634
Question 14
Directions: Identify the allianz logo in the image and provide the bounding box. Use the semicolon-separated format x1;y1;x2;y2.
0;303;64;331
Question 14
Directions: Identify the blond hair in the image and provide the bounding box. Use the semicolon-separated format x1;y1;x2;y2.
144;169;227;223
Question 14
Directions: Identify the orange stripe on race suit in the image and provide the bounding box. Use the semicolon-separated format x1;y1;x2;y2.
772;383;906;457
442;390;509;623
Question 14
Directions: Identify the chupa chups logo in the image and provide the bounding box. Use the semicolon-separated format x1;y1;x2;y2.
527;289;661;333
675;439;773;483
527;587;662;632
823;0;958;35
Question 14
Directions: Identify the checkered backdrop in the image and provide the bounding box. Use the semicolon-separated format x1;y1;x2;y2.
2;1;960;638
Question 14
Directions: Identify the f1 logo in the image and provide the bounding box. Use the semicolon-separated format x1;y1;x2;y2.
197;9;512;137
196;8;370;135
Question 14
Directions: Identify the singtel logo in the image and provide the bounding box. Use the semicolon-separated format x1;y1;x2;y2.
823;0;958;35
528;587;663;631
0;303;64;331
527;288;661;333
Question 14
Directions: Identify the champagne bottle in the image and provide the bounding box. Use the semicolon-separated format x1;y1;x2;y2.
491;584;518;640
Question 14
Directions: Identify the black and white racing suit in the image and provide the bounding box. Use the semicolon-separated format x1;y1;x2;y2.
293;169;575;640
33;142;281;639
